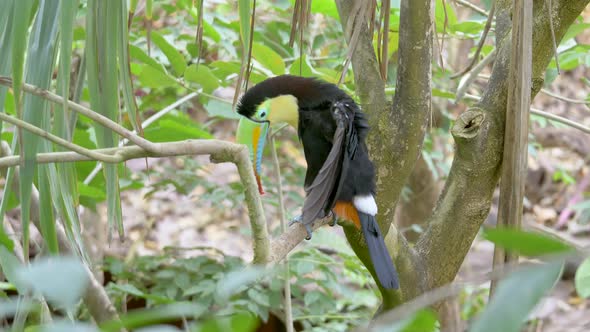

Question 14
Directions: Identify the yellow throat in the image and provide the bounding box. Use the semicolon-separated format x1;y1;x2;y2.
265;95;299;129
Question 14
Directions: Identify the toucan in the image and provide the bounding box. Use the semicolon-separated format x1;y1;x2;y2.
236;75;399;289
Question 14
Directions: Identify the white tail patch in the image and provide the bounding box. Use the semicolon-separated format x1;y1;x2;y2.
353;195;378;216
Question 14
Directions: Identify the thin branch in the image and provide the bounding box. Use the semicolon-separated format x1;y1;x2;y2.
455;49;497;102
530;107;590;134
464;93;590;135
0;112;120;163
0;77;159;154
451;0;496;79
454;0;488;16
540;88;589;106
269;132;294;332
545;0;561;73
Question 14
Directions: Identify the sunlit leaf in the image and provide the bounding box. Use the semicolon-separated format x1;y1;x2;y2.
252;43;285;75
289;55;314;77
151;31;187;76
138;64;179;88
185;64;220;93
205;99;240;120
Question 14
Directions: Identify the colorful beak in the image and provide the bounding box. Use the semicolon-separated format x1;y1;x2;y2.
236;116;269;195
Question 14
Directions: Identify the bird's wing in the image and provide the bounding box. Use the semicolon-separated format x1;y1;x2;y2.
301;103;356;225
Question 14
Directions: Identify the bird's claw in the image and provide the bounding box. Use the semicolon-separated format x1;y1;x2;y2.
289;215;313;240
327;210;337;227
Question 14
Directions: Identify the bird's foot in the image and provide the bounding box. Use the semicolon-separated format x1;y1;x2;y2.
327;210;337;227
288;215;312;240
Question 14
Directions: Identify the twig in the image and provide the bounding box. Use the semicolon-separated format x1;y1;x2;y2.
0;112;120;163
269;132;294;332
463;94;590;135
530;107;590;134
540;88;589;106
0;77;159;154
455;49;496;102
451;0;496;79
454;0;488;16
544;0;560;73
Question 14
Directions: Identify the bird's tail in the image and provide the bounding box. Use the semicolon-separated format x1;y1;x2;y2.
359;212;399;289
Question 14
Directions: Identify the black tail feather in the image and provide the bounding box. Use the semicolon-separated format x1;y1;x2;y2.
359;212;399;289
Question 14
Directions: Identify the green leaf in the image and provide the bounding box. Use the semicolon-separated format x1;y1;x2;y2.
20;0;61;261
16;256;89;311
252;43;285;75
143;115;212;142
470;262;563;332
563;23;590;42
100;303;206;332
289;55;314;77
451;21;485;36
575;257;590;298
238;0;251;56
435;0;457;33
184;64;220;93
37;321;99;332
303;290;322;306
86;0;124;239
384;309;438;332
117;0;141;134
129;44;167;72
0;246;25;292
216;266;266;300
196;312;258;332
482;228;574;257
151;31;187;76
138;64;179;89
205;99;240;119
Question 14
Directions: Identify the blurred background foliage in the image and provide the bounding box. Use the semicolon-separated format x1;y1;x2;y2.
0;0;589;331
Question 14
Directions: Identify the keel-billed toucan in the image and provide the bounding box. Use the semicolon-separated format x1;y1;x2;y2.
236;75;399;289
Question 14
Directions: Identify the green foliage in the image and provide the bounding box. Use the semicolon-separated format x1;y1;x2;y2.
470;262;563;332
103;233;378;331
482;228;574;257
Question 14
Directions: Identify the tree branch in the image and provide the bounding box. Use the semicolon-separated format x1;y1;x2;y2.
416;0;590;290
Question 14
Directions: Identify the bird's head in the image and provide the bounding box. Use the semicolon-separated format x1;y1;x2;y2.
236;76;303;195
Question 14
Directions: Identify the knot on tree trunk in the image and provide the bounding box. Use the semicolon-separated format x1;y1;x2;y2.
452;108;486;140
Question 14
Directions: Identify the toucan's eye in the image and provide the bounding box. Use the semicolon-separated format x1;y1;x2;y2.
259;111;267;118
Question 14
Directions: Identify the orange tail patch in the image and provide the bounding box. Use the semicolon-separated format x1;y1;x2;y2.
333;201;361;229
